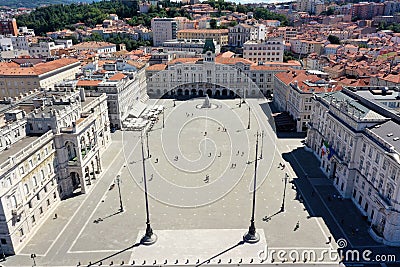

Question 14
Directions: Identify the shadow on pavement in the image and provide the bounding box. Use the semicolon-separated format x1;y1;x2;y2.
281;146;400;265
196;240;245;266
87;242;141;267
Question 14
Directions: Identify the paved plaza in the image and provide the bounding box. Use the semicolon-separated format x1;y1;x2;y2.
2;98;397;267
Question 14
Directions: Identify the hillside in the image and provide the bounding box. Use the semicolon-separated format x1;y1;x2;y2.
0;0;96;9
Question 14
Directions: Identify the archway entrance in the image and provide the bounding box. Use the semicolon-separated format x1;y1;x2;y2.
206;89;212;97
215;90;221;97
222;89;227;96
199;90;204;96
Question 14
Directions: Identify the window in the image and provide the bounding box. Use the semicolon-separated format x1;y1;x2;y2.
368;147;373;158
362;143;366;153
53;192;57;199
11;195;17;208
20;166;24;174
375;153;380;164
39;207;43;214
47;199;50;206
383;159;388;170
23;184;29;195
33;176;38;187
28;201;32;208
1;239;6;245
361;181;365;190
48;164;52;174
19;228;24;237
368;188;372;196
31;215;35;223
40;170;45;180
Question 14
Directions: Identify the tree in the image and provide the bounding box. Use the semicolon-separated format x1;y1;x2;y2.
210;19;217;29
328;35;340;45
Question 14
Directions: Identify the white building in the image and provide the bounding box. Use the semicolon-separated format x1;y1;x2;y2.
228;23;266;47
151;18;178;47
0;36;13;51
243;38;284;63
307;87;400;246
162;39;221;55
0;87;111;255
28;41;65;58
73;41;117;54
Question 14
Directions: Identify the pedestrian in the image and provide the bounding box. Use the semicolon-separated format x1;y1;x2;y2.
149;174;153;181
174;155;178;161
217;127;220;131
54;213;58;219
294;221;300;231
204;131;207;136
155;158;158;163
241;151;244;157
208;152;211;157
236;150;240;156
281;164;286;170
218;152;221;157
204;175;209;183
327;236;332;244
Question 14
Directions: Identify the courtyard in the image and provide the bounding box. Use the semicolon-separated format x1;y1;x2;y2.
2;98;359;266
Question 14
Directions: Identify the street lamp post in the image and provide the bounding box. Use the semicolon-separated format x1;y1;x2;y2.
30;253;36;266
281;173;289;212
140;134;157;245
243;132;260;243
115;175;123;212
247;106;251;129
146;130;150;158
260;130;264;159
162;107;165;128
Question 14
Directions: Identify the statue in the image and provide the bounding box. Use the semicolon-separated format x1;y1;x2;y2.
201;95;211;108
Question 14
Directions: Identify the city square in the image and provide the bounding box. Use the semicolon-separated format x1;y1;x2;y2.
1;98;341;266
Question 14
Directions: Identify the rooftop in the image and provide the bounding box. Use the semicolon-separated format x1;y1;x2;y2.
0;58;80;76
0;136;40;164
369;120;400;154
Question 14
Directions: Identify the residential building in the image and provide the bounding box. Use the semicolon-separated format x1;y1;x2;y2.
177;29;229;46
0;58;81;98
0;19;18;36
73;42;117;54
162;39;221;55
243;38;284;63
151;18;178;47
306;86;400;246
228;23;266;47
274;69;337;132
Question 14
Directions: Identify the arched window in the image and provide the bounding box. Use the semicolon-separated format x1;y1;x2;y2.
41;170;45;180
33;176;38;187
24;184;29;195
47;163;52;174
11;195;17;208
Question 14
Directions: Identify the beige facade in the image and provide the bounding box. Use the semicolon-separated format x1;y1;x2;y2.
177;29;229;46
0;59;81;98
243;38;284;63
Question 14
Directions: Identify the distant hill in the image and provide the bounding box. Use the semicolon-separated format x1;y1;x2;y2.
0;0;98;9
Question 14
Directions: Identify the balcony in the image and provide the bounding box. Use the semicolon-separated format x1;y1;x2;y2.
68;157;79;166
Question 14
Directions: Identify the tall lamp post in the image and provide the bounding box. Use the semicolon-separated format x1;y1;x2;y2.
140;133;157;245
247;106;251;129
146;130;151;158
162;107;165;128
281;173;289;212
115;175;123;212
260;130;264;160
244;132;261;243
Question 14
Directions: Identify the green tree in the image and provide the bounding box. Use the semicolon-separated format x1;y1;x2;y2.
327;35;340;45
210;19;217;29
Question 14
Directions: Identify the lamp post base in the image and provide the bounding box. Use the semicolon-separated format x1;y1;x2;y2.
141;233;158;245
243;231;260;243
